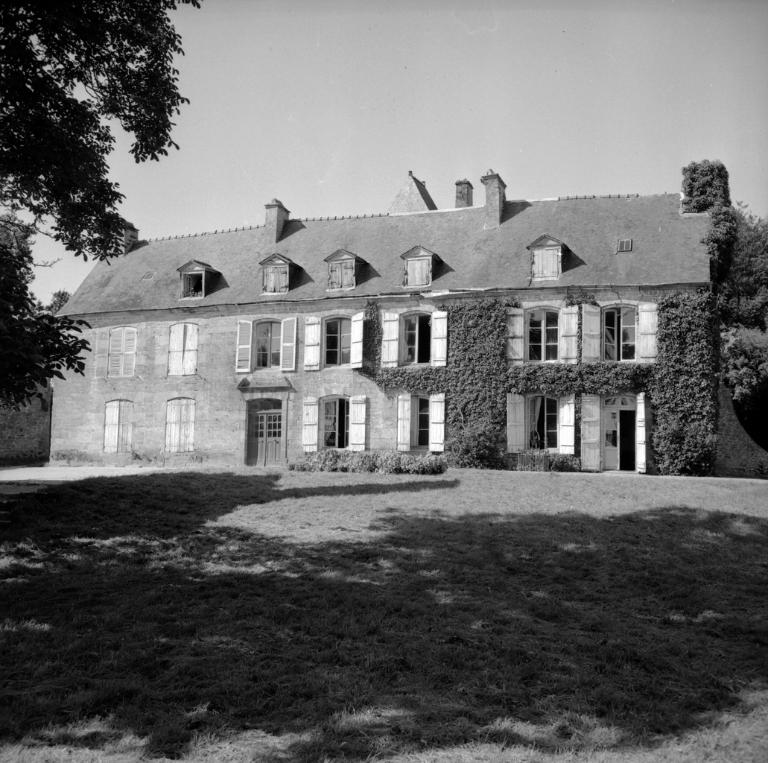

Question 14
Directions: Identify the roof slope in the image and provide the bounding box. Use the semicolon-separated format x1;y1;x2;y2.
63;194;710;316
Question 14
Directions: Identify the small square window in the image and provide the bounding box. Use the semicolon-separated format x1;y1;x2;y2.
617;239;633;253
263;265;289;293
405;258;431;287
182;272;203;298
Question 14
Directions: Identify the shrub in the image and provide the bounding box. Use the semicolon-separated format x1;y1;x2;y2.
549;454;581;472
289;450;447;475
446;426;505;468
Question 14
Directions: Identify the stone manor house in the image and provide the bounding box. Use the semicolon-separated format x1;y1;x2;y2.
53;169;713;471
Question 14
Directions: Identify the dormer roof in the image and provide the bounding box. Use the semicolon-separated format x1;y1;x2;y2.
258;253;294;267
526;234;565;250
177;259;216;273
323;248;360;263
399;245;439;261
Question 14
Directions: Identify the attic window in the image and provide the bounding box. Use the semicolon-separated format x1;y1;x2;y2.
324;250;359;290
177;260;218;299
617;238;633;253
527;235;565;281
400;246;439;288
259;254;293;294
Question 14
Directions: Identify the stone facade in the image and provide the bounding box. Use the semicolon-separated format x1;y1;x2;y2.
0;389;51;465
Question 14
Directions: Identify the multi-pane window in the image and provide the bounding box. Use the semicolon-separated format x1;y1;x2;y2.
328;260;356;289
528;310;558;361
403;313;432;364
255;321;281;368
103;400;133;453
415;397;430;447
528;395;558;449
108;327;137;377
168;323;198;375
604;307;636;361
323;397;349;448
165;398;195;453
325;318;351;366
404;258;431;287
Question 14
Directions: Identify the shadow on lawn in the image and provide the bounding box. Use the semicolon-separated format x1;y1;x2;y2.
1;475;767;761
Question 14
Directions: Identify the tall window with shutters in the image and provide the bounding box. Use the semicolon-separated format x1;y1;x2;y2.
165;398;195;453
103;400;133;453
506;393;574;455
254;321;282;368
396;393;445;452
322;397;349;448
380;310;447;368
603;307;636;361
168;323;198;375
324;318;351;366
527;310;559;361
235;317;297;372
108;327;137;377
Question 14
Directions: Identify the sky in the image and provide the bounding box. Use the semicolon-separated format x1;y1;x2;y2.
30;0;768;303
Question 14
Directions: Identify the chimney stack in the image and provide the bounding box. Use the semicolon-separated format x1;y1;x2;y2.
480;170;507;229
123;222;139;253
265;199;290;242
455;179;474;208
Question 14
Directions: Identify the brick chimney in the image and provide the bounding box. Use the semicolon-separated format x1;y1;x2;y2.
480;170;507;228
123;222;139;253
265;199;290;242
455;179;473;208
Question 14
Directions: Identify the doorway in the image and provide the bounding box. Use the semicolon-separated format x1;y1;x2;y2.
246;399;283;466
603;396;636;471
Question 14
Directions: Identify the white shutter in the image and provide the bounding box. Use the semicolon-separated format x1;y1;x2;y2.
428;393;445;452
430;310;448;367
636;392;647;473
235;321;252;372
108;328;124;377
349;395;367;451
580;394;602;471
559;306;578;364
104;400;119;453
506;308;524;364
581;304;601;363
167;324;183;376
122;328;137;376
381;312;400;367
280;317;297;371
302;397;319;452
165;400;181;452
638;303;658;362
118;400;133;453
180;399;195;452
183;324;198;375
506;393;525;453
304;316;321;371
397;394;411;451
558;394;575;455
350;312;364;369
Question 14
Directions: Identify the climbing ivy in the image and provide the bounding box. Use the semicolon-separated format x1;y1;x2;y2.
649;290;719;475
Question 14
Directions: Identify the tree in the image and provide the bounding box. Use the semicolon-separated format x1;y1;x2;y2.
0;217;89;407
45;290;72;315
0;0;199;404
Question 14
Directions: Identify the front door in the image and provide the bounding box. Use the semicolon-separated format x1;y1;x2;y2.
246;408;282;466
603;396;636;471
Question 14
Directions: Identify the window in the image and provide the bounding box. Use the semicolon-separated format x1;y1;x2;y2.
405;258;431;287
263;265;288;293
328;260;355;289
528;395;558;449
168;323;198;375
617;238;633;253
528;309;559;361
236;318;297;372
414;397;430;447
324;318;351;366
322;397;349;448
177;260;219;298
603;307;636;361
532;247;561;280
108;327;137;377
104;400;133;453
403;313;432;364
397;393;445;452
165;398;195;453
182;272;203;298
255;321;282;368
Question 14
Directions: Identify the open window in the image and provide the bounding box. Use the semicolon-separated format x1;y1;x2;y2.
324;249;360;290
603;306;636;361
324;317;352;366
506;393;574;454
259;253;293;294
235;317;297;372
304;313;363;370
400;245;440;288
396;393;445;452
177;260;219;299
380;310;447;368
302;395;366;452
322;397;349;448
403;313;432;364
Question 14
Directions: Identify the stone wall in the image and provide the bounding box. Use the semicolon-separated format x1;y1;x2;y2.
0;390;51;465
714;386;768;478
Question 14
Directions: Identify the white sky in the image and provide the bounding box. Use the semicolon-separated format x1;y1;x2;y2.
30;0;768;302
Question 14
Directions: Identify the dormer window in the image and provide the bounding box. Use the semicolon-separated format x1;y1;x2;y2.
527;235;565;281
177;260;219;299
401;246;439;288
324;249;360;290
617;238;633;253
259;253;293;294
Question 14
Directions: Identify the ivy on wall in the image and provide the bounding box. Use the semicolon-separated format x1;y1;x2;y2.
649;290;719;475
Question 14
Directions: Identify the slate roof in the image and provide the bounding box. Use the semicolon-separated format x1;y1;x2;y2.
63;193;711;316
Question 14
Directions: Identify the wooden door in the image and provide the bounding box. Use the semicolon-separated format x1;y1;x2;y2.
247;408;282;465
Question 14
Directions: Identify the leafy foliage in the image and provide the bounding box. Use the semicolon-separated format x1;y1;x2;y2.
649;291;719;475
681;160;731;213
0;218;89;408
507;362;654;396
289;450;447;474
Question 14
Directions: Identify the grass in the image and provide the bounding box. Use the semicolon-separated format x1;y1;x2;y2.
0;469;767;761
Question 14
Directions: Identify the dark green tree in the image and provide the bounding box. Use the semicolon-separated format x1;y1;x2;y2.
0;0;199;404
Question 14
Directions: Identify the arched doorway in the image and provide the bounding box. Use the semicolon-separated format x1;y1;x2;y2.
246;398;283;466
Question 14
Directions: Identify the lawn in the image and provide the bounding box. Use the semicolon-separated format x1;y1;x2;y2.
0;469;766;762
